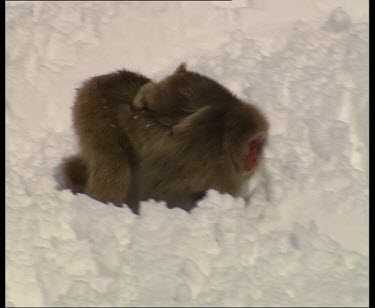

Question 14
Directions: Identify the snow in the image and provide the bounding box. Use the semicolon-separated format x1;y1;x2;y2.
6;1;368;307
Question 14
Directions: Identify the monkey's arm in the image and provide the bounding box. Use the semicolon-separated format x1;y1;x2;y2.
172;105;213;134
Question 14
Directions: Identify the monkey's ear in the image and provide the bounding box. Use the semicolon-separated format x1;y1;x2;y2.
133;82;160;110
174;62;187;74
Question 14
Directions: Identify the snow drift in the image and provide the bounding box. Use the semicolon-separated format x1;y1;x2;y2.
6;1;368;306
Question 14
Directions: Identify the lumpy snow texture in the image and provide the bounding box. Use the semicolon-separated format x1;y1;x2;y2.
6;1;368;307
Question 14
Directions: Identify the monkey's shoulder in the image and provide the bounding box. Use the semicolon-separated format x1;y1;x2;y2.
78;69;151;104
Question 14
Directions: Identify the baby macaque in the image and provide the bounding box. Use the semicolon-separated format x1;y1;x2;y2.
60;63;269;214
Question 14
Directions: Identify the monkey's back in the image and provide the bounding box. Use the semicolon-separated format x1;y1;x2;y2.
73;70;150;155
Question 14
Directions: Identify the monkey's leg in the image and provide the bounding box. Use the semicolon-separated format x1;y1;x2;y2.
85;153;132;207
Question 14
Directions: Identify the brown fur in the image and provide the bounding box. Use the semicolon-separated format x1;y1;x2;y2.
60;64;269;214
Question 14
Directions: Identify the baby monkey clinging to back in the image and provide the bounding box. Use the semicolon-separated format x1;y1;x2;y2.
60;63;269;214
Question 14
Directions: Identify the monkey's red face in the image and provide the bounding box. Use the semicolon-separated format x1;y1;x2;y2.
245;136;265;172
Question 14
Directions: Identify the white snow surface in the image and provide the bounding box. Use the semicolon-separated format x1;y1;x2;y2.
6;1;369;307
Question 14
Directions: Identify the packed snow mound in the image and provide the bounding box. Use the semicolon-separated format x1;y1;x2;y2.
6;1;368;307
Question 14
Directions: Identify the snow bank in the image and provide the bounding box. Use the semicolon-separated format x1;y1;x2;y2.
6;1;368;307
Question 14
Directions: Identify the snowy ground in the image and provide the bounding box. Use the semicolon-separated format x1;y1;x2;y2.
6;1;369;307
